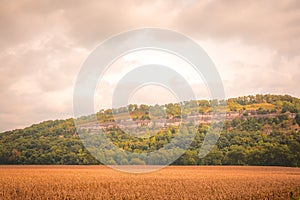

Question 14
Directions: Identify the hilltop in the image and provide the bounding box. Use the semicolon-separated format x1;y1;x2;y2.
0;94;300;166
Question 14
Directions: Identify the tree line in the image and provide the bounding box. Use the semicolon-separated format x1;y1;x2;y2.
0;94;299;166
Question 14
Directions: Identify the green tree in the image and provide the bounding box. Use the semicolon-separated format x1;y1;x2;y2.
224;145;247;165
295;112;300;126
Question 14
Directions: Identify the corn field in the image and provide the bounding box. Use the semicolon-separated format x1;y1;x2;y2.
0;166;299;200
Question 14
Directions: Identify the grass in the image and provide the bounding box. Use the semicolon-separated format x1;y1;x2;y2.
0;166;299;199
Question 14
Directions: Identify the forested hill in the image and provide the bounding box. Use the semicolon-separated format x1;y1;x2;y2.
1;94;300;166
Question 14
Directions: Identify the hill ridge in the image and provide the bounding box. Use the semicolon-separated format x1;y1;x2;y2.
0;94;299;166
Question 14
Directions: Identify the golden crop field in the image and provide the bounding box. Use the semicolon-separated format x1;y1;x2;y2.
0;166;299;200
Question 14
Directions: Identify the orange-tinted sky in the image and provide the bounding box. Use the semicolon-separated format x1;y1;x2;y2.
0;0;300;131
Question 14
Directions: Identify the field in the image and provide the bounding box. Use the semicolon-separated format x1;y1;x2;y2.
0;166;299;200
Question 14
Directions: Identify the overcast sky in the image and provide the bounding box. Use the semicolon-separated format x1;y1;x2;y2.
1;0;300;132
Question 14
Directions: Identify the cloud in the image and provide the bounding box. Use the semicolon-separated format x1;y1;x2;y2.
174;0;300;56
0;25;88;131
200;39;300;98
0;0;299;131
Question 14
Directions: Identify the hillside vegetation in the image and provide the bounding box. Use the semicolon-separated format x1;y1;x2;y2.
1;94;300;166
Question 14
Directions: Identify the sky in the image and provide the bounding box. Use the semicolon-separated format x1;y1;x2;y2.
0;0;300;132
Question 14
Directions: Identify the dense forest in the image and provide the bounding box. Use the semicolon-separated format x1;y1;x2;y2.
1;94;300;166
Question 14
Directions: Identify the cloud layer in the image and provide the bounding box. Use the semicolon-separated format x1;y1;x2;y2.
0;0;299;131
